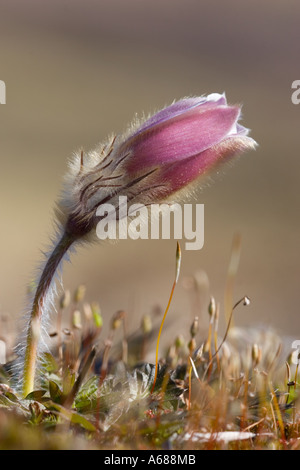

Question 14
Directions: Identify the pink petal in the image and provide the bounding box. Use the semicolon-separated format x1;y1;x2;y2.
156;134;257;195
126;106;240;173
132;93;227;137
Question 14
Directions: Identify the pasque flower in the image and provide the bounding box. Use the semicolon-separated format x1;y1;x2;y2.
60;93;255;239
19;93;256;396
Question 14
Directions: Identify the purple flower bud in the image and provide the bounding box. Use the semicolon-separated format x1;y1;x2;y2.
60;93;256;239
20;93;257;395
122;92;255;179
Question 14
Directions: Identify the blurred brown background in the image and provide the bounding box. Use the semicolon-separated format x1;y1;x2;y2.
0;0;299;344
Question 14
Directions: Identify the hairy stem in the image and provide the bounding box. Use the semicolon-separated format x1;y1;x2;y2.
22;232;74;397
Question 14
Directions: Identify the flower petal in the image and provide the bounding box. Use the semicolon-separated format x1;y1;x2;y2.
156;134;257;195
126;105;241;173
132;93;227;137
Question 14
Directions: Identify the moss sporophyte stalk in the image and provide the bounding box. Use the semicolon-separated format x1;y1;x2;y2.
18;93;256;397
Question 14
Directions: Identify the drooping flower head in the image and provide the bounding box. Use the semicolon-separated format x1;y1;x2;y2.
60;93;256;241
20;93;257;396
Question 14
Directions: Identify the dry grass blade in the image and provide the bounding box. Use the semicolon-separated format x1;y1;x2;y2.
150;242;181;394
